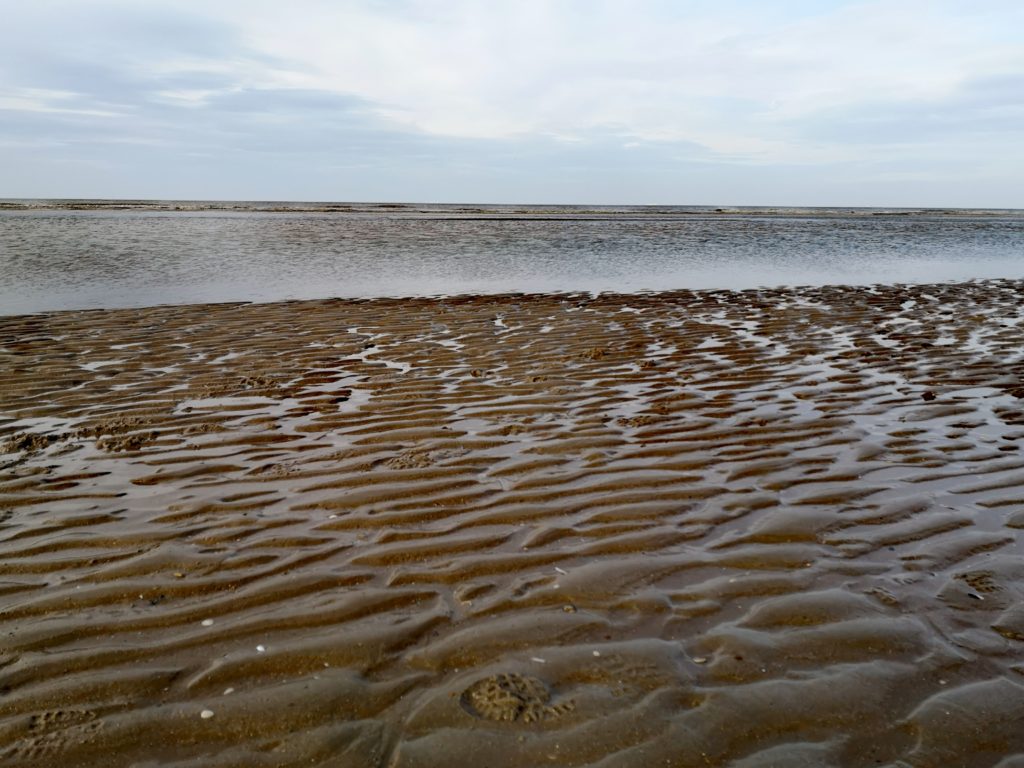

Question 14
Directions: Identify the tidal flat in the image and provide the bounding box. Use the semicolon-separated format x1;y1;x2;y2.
2;280;1024;766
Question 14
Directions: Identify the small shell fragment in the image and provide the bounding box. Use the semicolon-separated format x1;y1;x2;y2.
200;709;214;719
201;619;214;627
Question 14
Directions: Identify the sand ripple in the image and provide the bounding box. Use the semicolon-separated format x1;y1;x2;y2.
2;281;1024;766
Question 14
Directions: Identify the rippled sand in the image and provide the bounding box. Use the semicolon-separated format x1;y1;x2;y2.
3;281;1024;767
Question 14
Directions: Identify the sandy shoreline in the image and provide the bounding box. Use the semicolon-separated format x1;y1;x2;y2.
4;199;1022;217
3;280;1024;766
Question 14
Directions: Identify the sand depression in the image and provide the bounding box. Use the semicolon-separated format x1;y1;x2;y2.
2;280;1024;767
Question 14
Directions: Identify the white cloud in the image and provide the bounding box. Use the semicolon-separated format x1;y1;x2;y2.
0;87;123;118
154;0;1024;162
153;89;220;107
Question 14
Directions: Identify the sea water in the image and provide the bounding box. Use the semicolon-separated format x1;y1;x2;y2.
1;202;1022;315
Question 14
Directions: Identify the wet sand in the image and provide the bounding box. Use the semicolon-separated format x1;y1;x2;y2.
2;280;1024;767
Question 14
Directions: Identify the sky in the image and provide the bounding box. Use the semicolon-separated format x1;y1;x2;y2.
1;1;1022;206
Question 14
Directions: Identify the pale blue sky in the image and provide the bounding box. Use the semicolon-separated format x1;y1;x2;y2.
1;1;1022;206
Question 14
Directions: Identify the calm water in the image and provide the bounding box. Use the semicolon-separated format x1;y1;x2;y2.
1;203;1022;315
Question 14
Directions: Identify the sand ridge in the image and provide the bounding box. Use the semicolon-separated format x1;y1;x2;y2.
2;280;1024;766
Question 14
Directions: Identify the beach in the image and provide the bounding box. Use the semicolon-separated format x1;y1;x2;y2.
3;279;1024;766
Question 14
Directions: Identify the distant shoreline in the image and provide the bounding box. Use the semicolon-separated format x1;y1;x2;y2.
2;199;1022;217
4;278;1022;320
